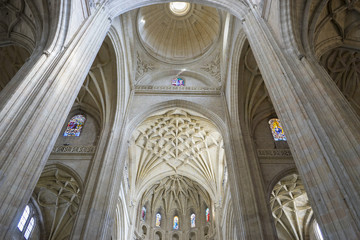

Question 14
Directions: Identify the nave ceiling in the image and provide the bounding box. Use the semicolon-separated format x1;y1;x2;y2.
1;1;359;239
126;108;227;204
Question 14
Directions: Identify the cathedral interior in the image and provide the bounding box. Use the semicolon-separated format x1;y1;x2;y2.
0;0;359;239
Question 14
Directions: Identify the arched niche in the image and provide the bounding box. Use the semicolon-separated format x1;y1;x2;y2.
189;231;196;240
155;231;162;240
172;233;180;240
142;224;147;236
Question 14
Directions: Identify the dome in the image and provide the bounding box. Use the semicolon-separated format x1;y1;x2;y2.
137;3;220;63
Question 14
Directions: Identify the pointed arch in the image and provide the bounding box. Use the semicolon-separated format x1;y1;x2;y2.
33;164;83;239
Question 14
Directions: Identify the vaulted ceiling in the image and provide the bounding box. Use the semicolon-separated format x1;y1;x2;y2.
127;109;227;203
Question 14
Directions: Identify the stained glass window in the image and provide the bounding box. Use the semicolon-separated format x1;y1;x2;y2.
206;208;210;222
190;213;195;228
268;118;287;141
24;217;34;239
173;216;179;230
141;207;146;221
17;205;30;231
172;77;185;86
63;115;86;137
155;213;161;227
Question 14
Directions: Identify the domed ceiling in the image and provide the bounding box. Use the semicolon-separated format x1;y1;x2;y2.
137;3;220;63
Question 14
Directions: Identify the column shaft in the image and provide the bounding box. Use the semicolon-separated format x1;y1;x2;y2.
243;7;360;239
0;6;111;237
226;115;275;239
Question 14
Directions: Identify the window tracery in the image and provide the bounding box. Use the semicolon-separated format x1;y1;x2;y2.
17;205;37;239
17;205;30;231
24;218;34;239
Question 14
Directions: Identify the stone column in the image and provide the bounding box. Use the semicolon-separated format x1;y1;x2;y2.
0;6;112;238
242;5;360;239
226;115;275;240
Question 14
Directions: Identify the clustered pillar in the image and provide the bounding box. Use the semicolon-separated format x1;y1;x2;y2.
242;4;360;239
0;5;112;239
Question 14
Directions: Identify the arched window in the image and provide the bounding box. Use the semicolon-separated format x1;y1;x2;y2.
63;114;86;137
17;205;37;239
173;216;179;230
17;205;30;231
155;213;161;227
205;208;210;222
24;217;34;239
141;206;146;221
190;213;196;228
155;231;162;240
268;118;287;141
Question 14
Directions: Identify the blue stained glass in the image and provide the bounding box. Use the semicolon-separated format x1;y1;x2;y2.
191;213;195;228
172;77;185;86
63;115;86;137
206;208;210;222
173;216;179;230
269;118;287;141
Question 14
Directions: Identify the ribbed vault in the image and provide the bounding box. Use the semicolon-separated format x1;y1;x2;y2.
270;173;313;240
141;175;211;214
129;108;226;200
